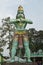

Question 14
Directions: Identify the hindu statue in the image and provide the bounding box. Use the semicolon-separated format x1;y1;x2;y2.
8;5;33;62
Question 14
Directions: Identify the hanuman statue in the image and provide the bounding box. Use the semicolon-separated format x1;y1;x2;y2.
8;5;33;62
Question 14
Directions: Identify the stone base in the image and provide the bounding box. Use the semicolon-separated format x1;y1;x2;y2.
2;62;37;65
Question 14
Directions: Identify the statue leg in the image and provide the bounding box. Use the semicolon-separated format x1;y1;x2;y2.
10;36;18;62
23;36;31;62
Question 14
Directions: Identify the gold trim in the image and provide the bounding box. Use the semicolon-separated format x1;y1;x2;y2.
24;38;28;41
15;31;26;35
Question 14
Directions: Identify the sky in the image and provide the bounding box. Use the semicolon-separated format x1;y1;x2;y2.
0;0;43;31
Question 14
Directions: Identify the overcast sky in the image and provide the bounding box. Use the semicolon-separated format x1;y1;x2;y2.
0;0;43;31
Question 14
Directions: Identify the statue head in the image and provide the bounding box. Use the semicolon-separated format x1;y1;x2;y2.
18;5;23;11
16;5;25;19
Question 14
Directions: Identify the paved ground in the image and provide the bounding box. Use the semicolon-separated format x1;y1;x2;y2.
2;62;37;65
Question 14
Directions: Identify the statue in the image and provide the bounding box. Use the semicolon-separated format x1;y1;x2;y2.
7;5;33;62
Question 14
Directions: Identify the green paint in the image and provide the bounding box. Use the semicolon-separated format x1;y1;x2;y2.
7;6;33;62
0;54;3;65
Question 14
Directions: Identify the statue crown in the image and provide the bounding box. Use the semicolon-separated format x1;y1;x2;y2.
18;5;23;11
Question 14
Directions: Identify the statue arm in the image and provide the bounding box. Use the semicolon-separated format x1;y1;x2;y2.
26;19;33;24
21;19;33;24
8;19;20;24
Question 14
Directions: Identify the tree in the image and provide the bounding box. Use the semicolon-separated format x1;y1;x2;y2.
0;17;15;57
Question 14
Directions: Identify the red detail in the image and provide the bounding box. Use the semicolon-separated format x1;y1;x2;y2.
18;35;23;48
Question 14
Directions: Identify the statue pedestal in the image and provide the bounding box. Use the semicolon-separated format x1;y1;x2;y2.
2;62;37;65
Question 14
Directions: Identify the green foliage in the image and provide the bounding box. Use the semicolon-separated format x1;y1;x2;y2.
28;28;43;52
